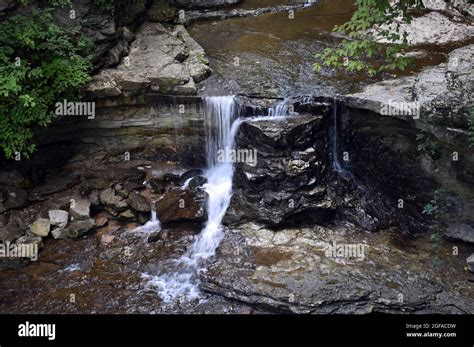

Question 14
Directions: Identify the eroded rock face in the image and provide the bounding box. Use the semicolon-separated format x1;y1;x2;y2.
225;114;334;227
346;44;474;131
201;223;474;313
344;45;474;233
85;22;211;97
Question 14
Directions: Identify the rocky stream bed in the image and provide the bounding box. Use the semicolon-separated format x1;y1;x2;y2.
0;0;473;314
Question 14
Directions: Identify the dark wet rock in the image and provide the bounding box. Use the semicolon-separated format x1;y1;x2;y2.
148;0;176;22
70;199;91;221
147;230;161;243
30;218;50;237
0;186;28;213
0;214;7;228
62;219;96;238
116;181;143;199
338;106;440;232
155;187;207;223
188;175;207;190
29;175;80;202
171;0;240;9
201;224;474;313
181;2;309;24
126;192;151;212
0;0;16;12
150;172;183;193
137;212;150;225
0;171;29;188
118;210;136;222
149;178;166;194
48;210;69;228
178;168;204;184
225;114;335;227
467;254;474;273
8;210;32;232
445;224;474;244
81;178;111;193
99;188;128;215
0;221;25;243
88;190;101;207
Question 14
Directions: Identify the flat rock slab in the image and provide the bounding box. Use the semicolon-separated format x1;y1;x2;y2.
201;223;474;313
376;11;474;45
345;44;474;130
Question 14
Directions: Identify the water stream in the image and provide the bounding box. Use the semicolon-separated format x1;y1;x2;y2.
142;96;290;302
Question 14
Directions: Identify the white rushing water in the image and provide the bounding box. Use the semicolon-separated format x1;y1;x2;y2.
136;204;161;234
142;96;289;302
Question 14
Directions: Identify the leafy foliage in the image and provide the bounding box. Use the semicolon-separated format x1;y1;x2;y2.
314;0;424;75
0;9;92;159
93;0;115;13
416;130;438;158
422;190;439;218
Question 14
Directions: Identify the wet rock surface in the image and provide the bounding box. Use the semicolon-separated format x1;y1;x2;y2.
155;186;208;224
346;44;474;131
201;223;474;313
226;114;334;226
1;0;474;316
0;224;261;313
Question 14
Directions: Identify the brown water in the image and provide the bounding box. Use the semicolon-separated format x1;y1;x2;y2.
189;0;461;97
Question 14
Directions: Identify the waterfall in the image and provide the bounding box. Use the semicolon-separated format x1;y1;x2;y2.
331;97;350;177
142;96;241;302
136;204;160;234
142;96;290;302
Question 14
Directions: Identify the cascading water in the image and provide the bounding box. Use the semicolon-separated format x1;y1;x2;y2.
331;97;351;177
142;96;240;302
142;96;289;302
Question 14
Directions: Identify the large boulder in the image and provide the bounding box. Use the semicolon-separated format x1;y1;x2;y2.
155;187;207;223
225;114;335;227
85;22;211;97
126;192;151;212
346;44;474;131
0;171;29;188
0;186;28;213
